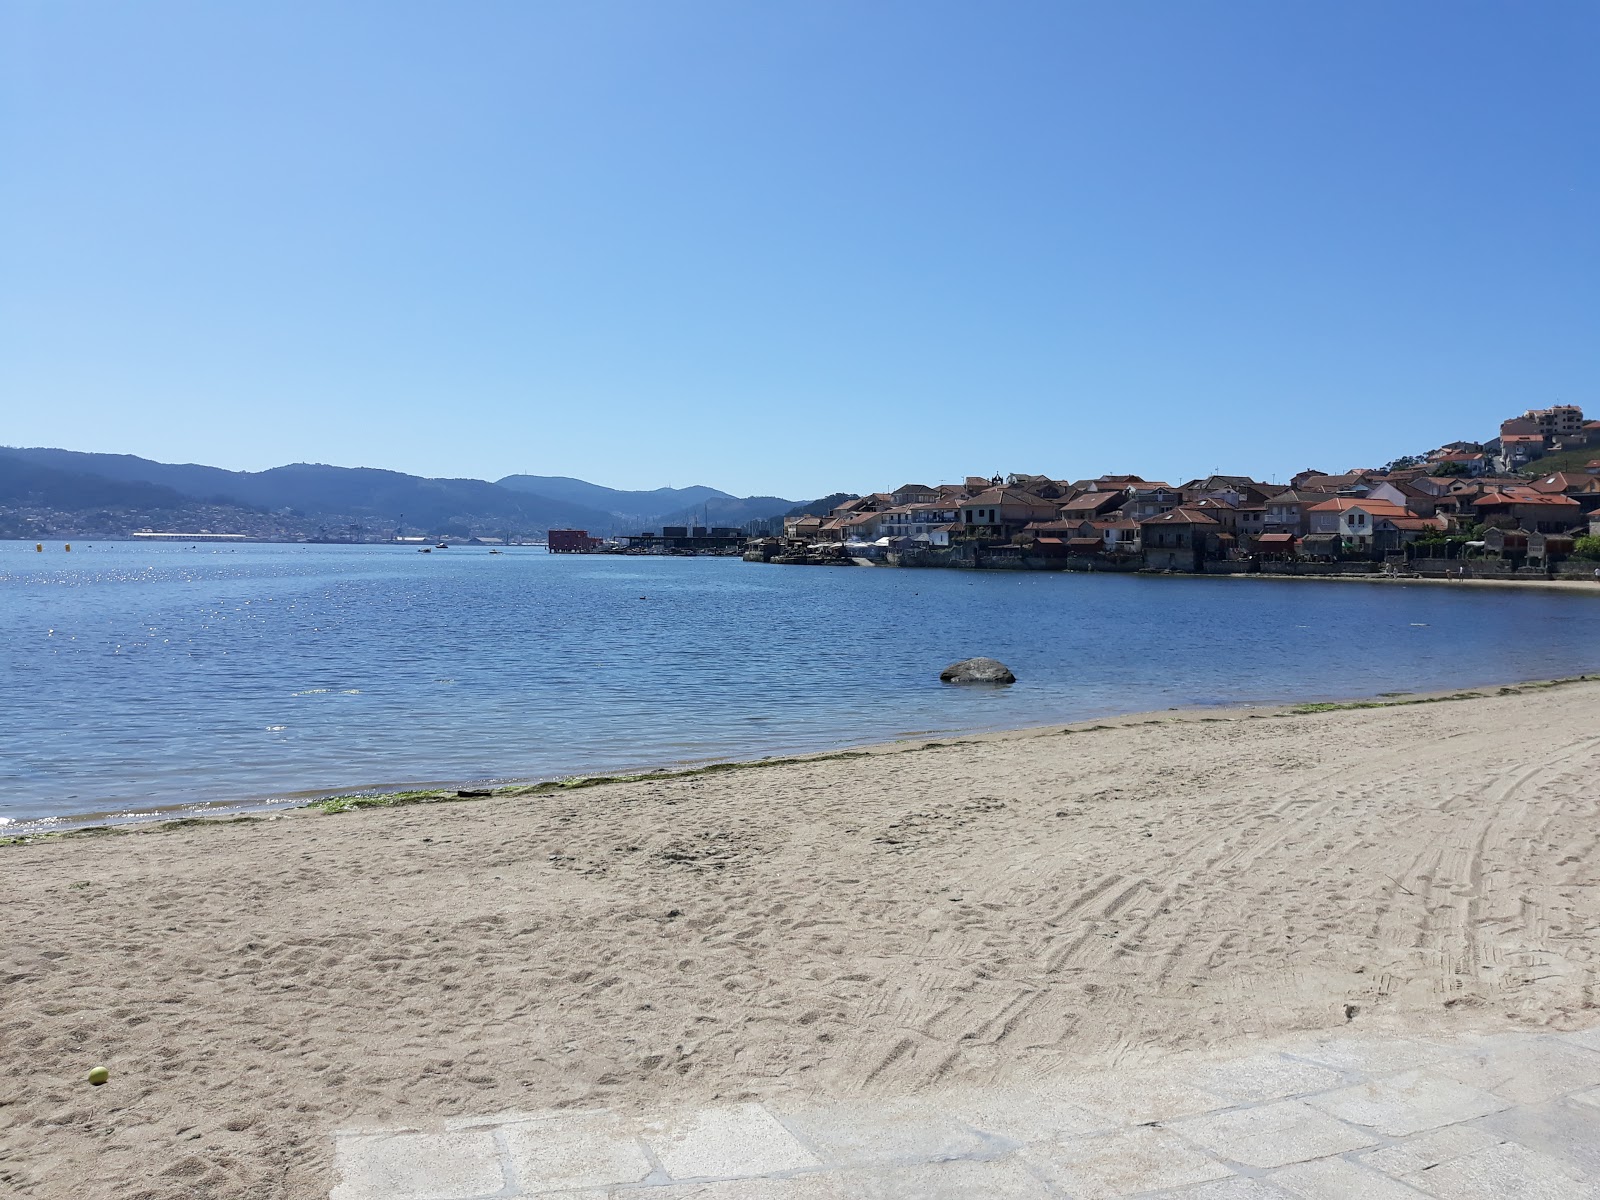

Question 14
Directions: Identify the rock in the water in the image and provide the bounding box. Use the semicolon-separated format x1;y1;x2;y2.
939;657;1016;684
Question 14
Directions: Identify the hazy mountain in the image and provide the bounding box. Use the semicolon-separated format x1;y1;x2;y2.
785;493;860;518
1;447;267;507
497;474;796;530
0;447;616;533
0;446;814;537
654;494;801;530
0;458;209;512
497;475;728;514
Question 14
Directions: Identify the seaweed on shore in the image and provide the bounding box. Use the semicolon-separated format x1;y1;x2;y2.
158;816;265;830
303;748;915;816
1;824;128;847
1285;673;1594;716
1288;692;1486;714
308;789;460;814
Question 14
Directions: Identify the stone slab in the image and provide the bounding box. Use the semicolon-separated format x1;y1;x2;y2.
1069;1071;1228;1124
330;1129;505;1200
827;1158;1056;1199
325;1028;1600;1199
775;1098;987;1167
644;1176;846;1200
1305;1069;1509;1136
1357;1124;1505;1177
1430;1037;1600;1105
1567;1027;1600;1054
1193;1052;1347;1103
644;1158;1053;1199
1268;1157;1429;1199
1020;1126;1233;1198
502;1111;654;1193
644;1102;820;1181
1167;1181;1290;1199
944;1086;1107;1144
1476;1096;1600;1179
1281;1036;1456;1075
1393;1140;1600;1200
1172;1099;1378;1168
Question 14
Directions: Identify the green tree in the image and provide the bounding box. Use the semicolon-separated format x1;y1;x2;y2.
1572;535;1600;560
1429;461;1470;477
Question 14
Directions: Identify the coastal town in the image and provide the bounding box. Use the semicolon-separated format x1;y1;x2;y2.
733;403;1600;578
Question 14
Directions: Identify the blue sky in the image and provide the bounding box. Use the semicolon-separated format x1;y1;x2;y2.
3;1;1595;500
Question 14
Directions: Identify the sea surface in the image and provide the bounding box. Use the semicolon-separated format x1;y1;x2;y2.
4;540;1600;833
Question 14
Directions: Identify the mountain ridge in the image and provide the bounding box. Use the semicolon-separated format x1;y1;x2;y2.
0;445;807;539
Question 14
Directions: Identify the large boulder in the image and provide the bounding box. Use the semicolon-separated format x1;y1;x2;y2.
939;657;1016;685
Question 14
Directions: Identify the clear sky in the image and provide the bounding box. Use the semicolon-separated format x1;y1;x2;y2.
3;1;1596;500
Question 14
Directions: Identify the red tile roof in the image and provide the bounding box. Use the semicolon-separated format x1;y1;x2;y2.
1472;489;1580;508
1529;473;1600;494
1305;498;1410;515
1140;507;1220;526
962;487;1057;507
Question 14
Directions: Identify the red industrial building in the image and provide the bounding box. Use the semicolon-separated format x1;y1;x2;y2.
547;529;602;553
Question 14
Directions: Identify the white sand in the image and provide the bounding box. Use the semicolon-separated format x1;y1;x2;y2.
4;681;1598;1198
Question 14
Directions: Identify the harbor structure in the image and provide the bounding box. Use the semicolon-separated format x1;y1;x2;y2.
548;529;603;553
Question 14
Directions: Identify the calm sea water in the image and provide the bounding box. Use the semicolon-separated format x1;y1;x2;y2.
4;540;1599;832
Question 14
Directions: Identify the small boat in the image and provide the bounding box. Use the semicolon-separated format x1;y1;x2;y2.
418;547;431;553
436;542;450;549
489;549;502;555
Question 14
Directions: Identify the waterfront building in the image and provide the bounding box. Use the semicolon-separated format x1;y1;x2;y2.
957;488;1060;535
547;529;601;553
1139;507;1221;571
1472;488;1584;533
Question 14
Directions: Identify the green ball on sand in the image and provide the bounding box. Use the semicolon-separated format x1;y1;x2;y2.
88;1067;109;1086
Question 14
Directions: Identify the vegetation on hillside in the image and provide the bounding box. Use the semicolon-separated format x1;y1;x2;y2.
1520;445;1600;478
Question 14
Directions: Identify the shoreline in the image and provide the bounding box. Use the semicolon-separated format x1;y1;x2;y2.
9;671;1596;843
7;675;1600;1198
12;536;1600;591
1174;569;1600;594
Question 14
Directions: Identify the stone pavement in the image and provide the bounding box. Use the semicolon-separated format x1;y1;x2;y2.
330;1026;1600;1198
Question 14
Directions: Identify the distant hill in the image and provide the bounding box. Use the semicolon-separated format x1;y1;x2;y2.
0;458;209;512
0;445;821;539
497;475;729;514
785;493;860;518
0;447;621;534
655;494;801;530
498;474;797;531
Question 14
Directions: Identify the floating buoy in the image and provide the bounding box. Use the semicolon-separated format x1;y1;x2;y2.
64;544;71;552
35;543;42;553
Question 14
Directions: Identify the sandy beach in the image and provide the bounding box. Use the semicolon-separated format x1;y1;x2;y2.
4;680;1599;1199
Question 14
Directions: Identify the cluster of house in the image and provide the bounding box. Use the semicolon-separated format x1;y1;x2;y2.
1432;404;1599;475
774;405;1600;572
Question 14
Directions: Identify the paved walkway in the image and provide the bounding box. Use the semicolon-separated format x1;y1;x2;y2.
330;1026;1600;1198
